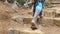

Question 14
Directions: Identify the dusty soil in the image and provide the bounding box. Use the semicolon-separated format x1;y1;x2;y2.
0;1;60;34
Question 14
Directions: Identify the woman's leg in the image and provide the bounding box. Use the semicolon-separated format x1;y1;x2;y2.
32;2;43;23
31;2;43;30
31;9;41;30
32;10;40;23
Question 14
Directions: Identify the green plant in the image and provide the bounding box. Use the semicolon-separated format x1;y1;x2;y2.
17;0;25;5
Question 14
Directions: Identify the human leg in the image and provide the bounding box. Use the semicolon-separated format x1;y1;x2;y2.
31;2;43;30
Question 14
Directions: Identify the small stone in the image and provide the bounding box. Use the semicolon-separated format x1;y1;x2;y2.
8;28;20;34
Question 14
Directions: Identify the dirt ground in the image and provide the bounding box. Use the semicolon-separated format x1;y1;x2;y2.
0;1;60;34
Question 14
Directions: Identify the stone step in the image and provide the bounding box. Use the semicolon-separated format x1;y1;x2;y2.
23;16;60;26
51;4;60;7
28;9;56;17
0;27;44;34
0;17;60;34
43;8;56;17
19;29;44;34
55;12;60;17
28;8;60;17
50;7;60;17
51;0;60;4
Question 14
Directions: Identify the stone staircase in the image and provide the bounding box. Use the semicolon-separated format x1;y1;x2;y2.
0;0;60;34
22;2;60;34
10;0;60;34
24;7;60;25
23;8;60;34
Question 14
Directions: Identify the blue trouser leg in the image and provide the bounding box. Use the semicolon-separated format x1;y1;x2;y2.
32;2;43;23
33;2;43;17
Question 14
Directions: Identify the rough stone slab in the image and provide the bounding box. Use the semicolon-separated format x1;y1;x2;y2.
43;9;56;17
7;28;44;34
28;8;56;17
51;0;60;3
23;17;60;26
19;28;44;34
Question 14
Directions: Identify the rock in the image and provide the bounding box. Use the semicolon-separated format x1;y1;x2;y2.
11;15;24;24
55;10;60;17
8;28;20;34
43;8;56;17
12;1;18;10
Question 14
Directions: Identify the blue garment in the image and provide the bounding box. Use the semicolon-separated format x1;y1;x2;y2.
36;2;43;12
